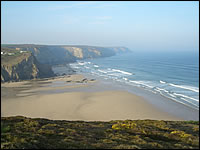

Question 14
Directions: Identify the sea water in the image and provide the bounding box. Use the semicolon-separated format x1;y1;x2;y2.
69;51;199;110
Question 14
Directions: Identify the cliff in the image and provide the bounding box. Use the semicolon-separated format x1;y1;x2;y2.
2;44;131;65
1;116;199;149
108;46;132;54
1;48;54;82
62;45;116;59
1;44;131;82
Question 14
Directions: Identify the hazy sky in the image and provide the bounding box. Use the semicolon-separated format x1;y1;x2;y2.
1;1;199;52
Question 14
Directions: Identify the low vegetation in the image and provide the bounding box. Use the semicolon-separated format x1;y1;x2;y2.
1;47;31;66
1;116;199;149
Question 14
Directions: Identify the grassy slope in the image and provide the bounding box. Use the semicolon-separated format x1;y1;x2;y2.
1;48;31;66
1;116;199;149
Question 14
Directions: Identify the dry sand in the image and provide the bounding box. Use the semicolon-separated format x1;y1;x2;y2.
1;74;183;121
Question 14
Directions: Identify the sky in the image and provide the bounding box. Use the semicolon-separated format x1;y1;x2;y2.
1;1;199;52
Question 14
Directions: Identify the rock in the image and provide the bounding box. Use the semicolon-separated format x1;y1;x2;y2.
82;78;88;82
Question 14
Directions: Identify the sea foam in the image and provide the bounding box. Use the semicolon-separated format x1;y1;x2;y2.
156;87;169;93
129;80;154;88
98;69;107;74
180;98;199;107
160;80;166;84
94;65;99;68
169;83;199;93
112;69;132;75
108;73;121;77
173;93;199;102
123;77;128;81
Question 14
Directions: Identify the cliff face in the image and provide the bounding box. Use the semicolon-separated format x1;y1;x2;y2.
1;48;54;82
2;45;131;65
62;46;116;59
2;45;77;65
108;47;131;54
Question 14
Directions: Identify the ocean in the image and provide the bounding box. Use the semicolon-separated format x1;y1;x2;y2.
69;51;199;110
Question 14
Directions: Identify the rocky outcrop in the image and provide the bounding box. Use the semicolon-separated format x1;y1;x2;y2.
1;51;54;82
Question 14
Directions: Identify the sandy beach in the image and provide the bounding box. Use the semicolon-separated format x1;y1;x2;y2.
1;74;195;121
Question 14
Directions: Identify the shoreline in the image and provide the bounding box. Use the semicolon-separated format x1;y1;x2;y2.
1;74;199;121
79;72;199;121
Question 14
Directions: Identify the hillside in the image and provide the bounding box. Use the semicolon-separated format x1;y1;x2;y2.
2;44;131;65
1;116;199;149
1;47;54;82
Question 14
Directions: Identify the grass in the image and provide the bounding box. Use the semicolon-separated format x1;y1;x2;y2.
1;116;199;149
1;47;31;66
1;123;10;133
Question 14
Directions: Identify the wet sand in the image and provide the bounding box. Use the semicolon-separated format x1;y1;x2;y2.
1;74;189;121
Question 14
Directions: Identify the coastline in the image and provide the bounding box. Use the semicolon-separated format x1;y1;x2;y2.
1;74;198;121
